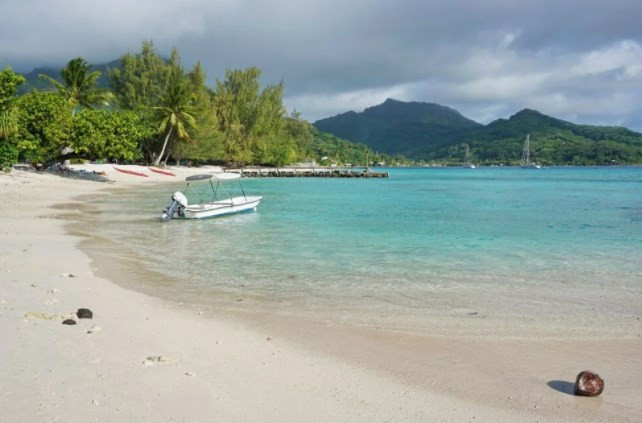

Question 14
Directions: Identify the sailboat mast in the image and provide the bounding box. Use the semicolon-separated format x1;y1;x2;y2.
521;134;530;165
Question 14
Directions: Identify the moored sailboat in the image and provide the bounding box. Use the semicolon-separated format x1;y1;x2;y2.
463;145;476;169
520;134;541;169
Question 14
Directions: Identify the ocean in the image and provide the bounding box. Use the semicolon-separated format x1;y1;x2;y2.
83;167;642;338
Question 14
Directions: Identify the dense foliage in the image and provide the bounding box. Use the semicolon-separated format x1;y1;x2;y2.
71;109;155;162
0;66;25;111
0;66;25;169
4;41;397;169
13;92;72;163
109;41;180;110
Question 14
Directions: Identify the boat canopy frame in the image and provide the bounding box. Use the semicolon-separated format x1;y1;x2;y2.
183;173;247;205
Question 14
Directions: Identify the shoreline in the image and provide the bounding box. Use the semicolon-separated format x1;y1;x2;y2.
1;168;641;421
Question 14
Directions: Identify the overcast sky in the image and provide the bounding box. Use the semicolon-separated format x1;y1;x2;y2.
2;0;642;130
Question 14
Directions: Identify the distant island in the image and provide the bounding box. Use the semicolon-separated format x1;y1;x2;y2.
314;98;642;165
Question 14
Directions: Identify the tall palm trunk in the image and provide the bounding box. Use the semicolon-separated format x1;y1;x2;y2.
154;126;173;166
162;140;173;166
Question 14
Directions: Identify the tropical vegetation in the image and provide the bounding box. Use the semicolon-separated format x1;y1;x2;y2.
1;41;396;172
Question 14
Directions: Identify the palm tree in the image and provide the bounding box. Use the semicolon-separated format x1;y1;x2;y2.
153;80;198;166
39;57;111;115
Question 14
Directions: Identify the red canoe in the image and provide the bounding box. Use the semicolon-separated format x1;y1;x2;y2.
148;167;176;176
113;166;149;177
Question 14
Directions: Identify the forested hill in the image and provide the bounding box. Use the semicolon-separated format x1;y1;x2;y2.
17;60;119;95
314;98;482;157
314;100;642;165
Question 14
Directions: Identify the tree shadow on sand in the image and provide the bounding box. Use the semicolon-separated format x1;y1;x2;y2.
547;380;575;396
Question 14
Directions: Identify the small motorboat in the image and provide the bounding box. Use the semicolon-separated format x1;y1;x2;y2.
161;173;262;221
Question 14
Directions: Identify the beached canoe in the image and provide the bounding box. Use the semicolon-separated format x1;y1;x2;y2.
148;167;176;176
113;166;149;177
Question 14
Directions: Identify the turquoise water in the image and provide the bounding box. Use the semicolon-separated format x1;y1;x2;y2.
88;167;642;336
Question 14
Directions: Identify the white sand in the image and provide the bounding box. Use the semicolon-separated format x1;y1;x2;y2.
1;168;640;422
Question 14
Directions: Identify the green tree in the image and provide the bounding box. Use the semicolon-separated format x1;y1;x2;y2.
109;40;177;110
153;79;198;166
172;61;222;163
13;92;72;163
213;67;289;165
0;66;26;141
72;109;155;162
39;57;111;115
283;110;313;162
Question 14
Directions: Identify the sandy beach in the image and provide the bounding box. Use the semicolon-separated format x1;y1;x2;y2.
1;167;641;422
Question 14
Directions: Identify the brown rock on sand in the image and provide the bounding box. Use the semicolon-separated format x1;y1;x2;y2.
574;370;605;396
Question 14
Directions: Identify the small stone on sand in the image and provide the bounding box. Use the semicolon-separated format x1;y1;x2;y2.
77;308;93;319
185;372;196;377
62;319;76;325
87;325;102;334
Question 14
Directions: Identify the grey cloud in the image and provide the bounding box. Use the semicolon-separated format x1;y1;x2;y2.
1;0;642;129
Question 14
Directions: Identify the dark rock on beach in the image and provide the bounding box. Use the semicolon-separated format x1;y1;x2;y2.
574;370;604;396
77;308;93;319
62;319;77;325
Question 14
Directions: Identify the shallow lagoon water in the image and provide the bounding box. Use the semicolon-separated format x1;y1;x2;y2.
87;167;642;337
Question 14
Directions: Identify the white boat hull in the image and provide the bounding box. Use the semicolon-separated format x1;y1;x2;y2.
521;164;541;169
181;196;262;219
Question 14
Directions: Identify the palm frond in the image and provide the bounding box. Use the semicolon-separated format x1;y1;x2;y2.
38;74;66;94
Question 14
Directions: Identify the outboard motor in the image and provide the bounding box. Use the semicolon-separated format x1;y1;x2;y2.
161;191;188;222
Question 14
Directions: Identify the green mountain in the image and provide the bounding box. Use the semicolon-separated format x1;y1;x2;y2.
314;100;642;165
314;98;482;157
451;109;642;165
17;60;119;95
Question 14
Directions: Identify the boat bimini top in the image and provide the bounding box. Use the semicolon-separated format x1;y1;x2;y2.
161;172;257;221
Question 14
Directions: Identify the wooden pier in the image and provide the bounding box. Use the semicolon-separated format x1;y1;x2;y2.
227;166;389;178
